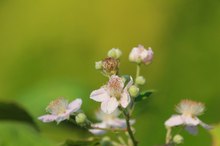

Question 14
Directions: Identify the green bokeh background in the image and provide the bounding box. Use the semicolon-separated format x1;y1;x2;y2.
0;0;220;146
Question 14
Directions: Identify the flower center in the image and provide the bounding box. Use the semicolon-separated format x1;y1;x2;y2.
46;98;68;115
107;75;124;99
176;99;205;117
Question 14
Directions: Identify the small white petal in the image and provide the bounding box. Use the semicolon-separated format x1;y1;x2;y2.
120;91;130;108
90;88;109;102
89;123;107;135
68;98;82;113
38;115;57;123
183;116;200;126
165;115;184;127
185;126;198;135
101;97;119;114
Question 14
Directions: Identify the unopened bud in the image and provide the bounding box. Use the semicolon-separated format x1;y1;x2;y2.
100;136;112;146
129;85;139;97
95;61;103;70
135;76;146;85
129;45;153;65
107;48;122;59
173;134;184;144
102;57;119;75
76;113;87;124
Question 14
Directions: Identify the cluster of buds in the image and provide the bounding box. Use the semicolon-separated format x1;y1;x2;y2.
95;48;122;76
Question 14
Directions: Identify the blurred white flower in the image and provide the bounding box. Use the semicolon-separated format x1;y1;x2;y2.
129;45;153;64
38;97;82;124
89;109;135;135
90;75;133;114
165;99;212;135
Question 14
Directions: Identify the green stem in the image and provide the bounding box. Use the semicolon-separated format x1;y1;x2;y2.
136;64;141;79
135;64;141;86
122;110;138;146
165;127;172;144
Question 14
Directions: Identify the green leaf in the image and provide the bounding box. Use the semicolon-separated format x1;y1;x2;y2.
0;101;39;131
0;121;55;146
134;90;155;102
62;138;100;146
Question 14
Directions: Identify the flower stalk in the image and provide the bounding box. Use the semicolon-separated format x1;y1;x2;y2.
122;109;138;146
135;64;141;84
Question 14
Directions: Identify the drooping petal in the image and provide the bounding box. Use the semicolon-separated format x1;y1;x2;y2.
101;97;119;114
68;98;82;113
89;123;107;135
185;126;198;135
38;114;57;123
199;120;213;130
165;115;184;127
120;91;130;108
90;88;110;102
183;116;200;126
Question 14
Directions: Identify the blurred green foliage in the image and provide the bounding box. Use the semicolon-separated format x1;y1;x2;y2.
0;0;220;146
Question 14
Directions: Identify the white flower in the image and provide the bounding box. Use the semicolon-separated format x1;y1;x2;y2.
165;99;212;135
38;97;82;124
129;45;153;64
89;109;135;135
90;75;133;114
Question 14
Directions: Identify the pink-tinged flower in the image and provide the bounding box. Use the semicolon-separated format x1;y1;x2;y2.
89;110;135;135
38;97;82;124
165;99;212;135
129;45;153;65
90;75;133;114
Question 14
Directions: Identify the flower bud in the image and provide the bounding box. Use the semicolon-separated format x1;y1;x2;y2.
102;57;119;75
100;136;112;146
129;45;153;65
173;134;184;144
107;48;122;59
75;113;87;124
95;61;103;70
135;76;146;85
129;85;139;97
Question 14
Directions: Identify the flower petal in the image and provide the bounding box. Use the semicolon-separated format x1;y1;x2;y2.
120;91;130;108
90;88;110;102
38;114;57;123
185;126;198;135
101;97;119;114
107;118;126;128
68;98;82;113
55;113;70;124
165;115;184;127
89;123;107;135
199;120;213;130
183;116;200;126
